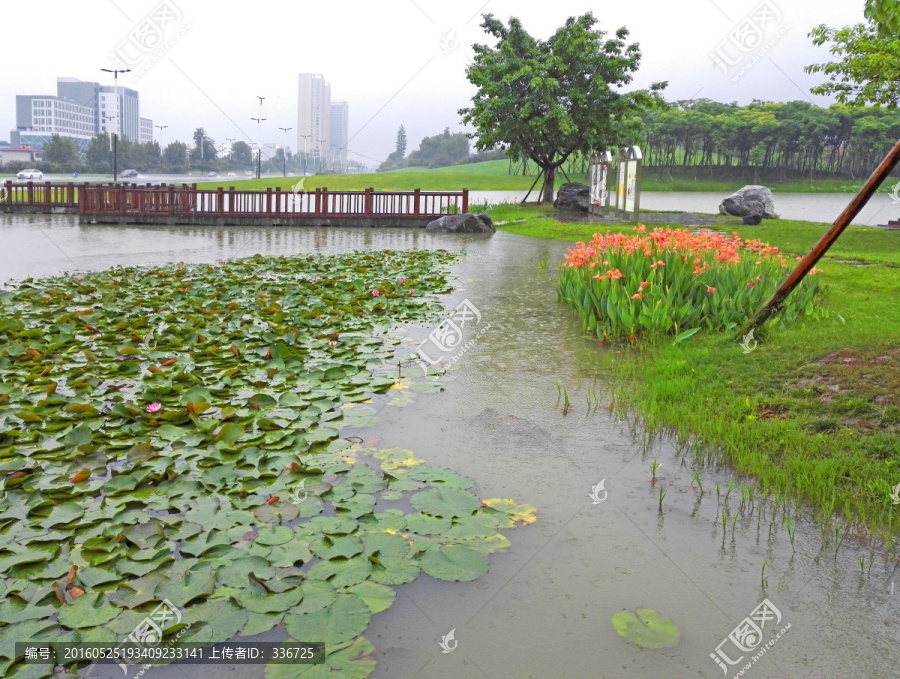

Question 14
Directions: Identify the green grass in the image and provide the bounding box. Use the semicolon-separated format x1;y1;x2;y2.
496;208;900;540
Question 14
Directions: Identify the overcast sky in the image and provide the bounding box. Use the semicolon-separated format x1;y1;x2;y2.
2;0;866;167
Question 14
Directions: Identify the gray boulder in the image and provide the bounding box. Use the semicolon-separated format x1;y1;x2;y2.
553;182;590;212
425;213;494;234
719;185;775;225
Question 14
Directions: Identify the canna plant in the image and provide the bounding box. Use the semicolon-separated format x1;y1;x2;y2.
558;225;828;342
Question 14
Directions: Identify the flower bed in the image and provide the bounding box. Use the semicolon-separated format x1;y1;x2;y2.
558;226;828;341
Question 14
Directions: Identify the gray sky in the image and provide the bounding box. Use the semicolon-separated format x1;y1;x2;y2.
1;0;866;167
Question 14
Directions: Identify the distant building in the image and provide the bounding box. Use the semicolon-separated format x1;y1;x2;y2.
297;73;331;161
140;118;154;144
11;77;149;151
329;101;349;167
0;147;43;165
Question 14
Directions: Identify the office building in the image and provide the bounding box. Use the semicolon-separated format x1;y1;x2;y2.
329;101;349;167
11;77;149;151
297;73;330;162
140;118;154;144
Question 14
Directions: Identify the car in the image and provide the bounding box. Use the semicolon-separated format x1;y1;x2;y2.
16;169;43;181
244;170;254;177
121;169;139;179
207;172;218;177
227;172;236;177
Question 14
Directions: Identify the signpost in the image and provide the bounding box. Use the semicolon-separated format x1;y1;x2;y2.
588;151;612;218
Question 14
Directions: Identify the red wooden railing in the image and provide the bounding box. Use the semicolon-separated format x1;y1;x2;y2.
77;184;469;219
1;180;83;208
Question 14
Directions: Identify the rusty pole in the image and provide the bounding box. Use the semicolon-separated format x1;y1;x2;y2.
743;137;900;336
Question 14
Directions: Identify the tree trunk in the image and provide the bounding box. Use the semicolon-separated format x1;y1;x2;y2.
539;166;556;204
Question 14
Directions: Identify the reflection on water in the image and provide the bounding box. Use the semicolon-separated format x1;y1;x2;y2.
3;214;898;678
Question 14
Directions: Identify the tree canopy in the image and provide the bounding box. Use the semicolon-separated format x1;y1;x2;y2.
806;20;900;107
459;12;666;202
407;128;470;168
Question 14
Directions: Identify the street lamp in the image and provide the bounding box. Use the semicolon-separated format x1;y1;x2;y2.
278;127;292;177
101;68;131;182
317;139;327;174
300;134;311;176
253;96;265;180
226;137;236;164
155;125;167;174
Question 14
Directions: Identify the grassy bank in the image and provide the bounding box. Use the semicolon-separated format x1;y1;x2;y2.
496;206;900;540
203;160;898;194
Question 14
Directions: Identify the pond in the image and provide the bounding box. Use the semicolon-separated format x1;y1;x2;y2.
1;214;898;678
468;190;900;226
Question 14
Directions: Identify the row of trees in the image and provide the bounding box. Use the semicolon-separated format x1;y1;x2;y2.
377;126;472;171
9;127;366;176
638;99;900;178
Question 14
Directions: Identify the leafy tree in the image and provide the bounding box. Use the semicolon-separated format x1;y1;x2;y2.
407;128;470;168
377;125;409;171
459;12;666;202
190;128;218;164
163;141;190;172
85;133;113;172
231;141;253;166
42;134;81;168
806;20;900;107
864;0;900;36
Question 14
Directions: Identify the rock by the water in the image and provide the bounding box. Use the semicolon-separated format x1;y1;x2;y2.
719;185;775;225
553;182;590;212
425;213;494;234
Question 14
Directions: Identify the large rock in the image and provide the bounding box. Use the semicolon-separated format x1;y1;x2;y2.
425;213;494;234
553;182;590;212
719;185;775;225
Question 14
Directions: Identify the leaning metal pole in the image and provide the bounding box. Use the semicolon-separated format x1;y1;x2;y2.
742;137;900;336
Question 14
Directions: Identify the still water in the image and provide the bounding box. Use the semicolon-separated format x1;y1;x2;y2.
469;190;900;226
2;214;898;678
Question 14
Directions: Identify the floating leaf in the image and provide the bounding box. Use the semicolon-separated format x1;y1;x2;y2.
419;545;488;582
284;593;371;645
57;592;120;629
411;488;480;519
481;499;538;527
611;608;681;649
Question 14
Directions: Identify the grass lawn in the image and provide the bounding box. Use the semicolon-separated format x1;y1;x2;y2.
494;204;900;540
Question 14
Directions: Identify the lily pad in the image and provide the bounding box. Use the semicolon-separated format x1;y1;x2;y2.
419;545;489;582
57;592;120;629
284;593;371;646
611;608;681;649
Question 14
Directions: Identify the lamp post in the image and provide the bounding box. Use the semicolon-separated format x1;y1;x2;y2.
317;139;327;174
155;125;167;174
226;137;236;165
278;127;292;177
103;114;117;178
101;68;131;182
253;96;265;180
300;134;311;176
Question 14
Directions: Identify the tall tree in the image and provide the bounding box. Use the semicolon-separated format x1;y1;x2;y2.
163;141;190;172
41;134;81;167
459;13;666;202
806;20;900;107
395;125;407;158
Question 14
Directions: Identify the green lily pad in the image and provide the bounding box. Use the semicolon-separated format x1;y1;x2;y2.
419;545;488;582
611;608;681;649
345;581;395;614
411;488;480;519
57;592;121;629
284;593;371;645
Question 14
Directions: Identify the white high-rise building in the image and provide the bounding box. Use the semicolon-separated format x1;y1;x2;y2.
297;73;330;164
329;101;349;168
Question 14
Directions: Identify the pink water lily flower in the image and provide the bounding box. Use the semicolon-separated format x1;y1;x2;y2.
399;278;406;285
372;289;380;297
329;340;338;347
146;402;161;413
409;289;415;295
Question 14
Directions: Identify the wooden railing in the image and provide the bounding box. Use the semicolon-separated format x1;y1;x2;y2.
77;184;469;219
1;180;83;208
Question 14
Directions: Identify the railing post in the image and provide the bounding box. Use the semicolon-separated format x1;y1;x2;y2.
414;188;420;217
322;187;328;216
364;188;373;217
462;188;469;214
266;188;273;216
217;188;224;216
26;182;33;206
228;187;235;215
168;185;175;217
